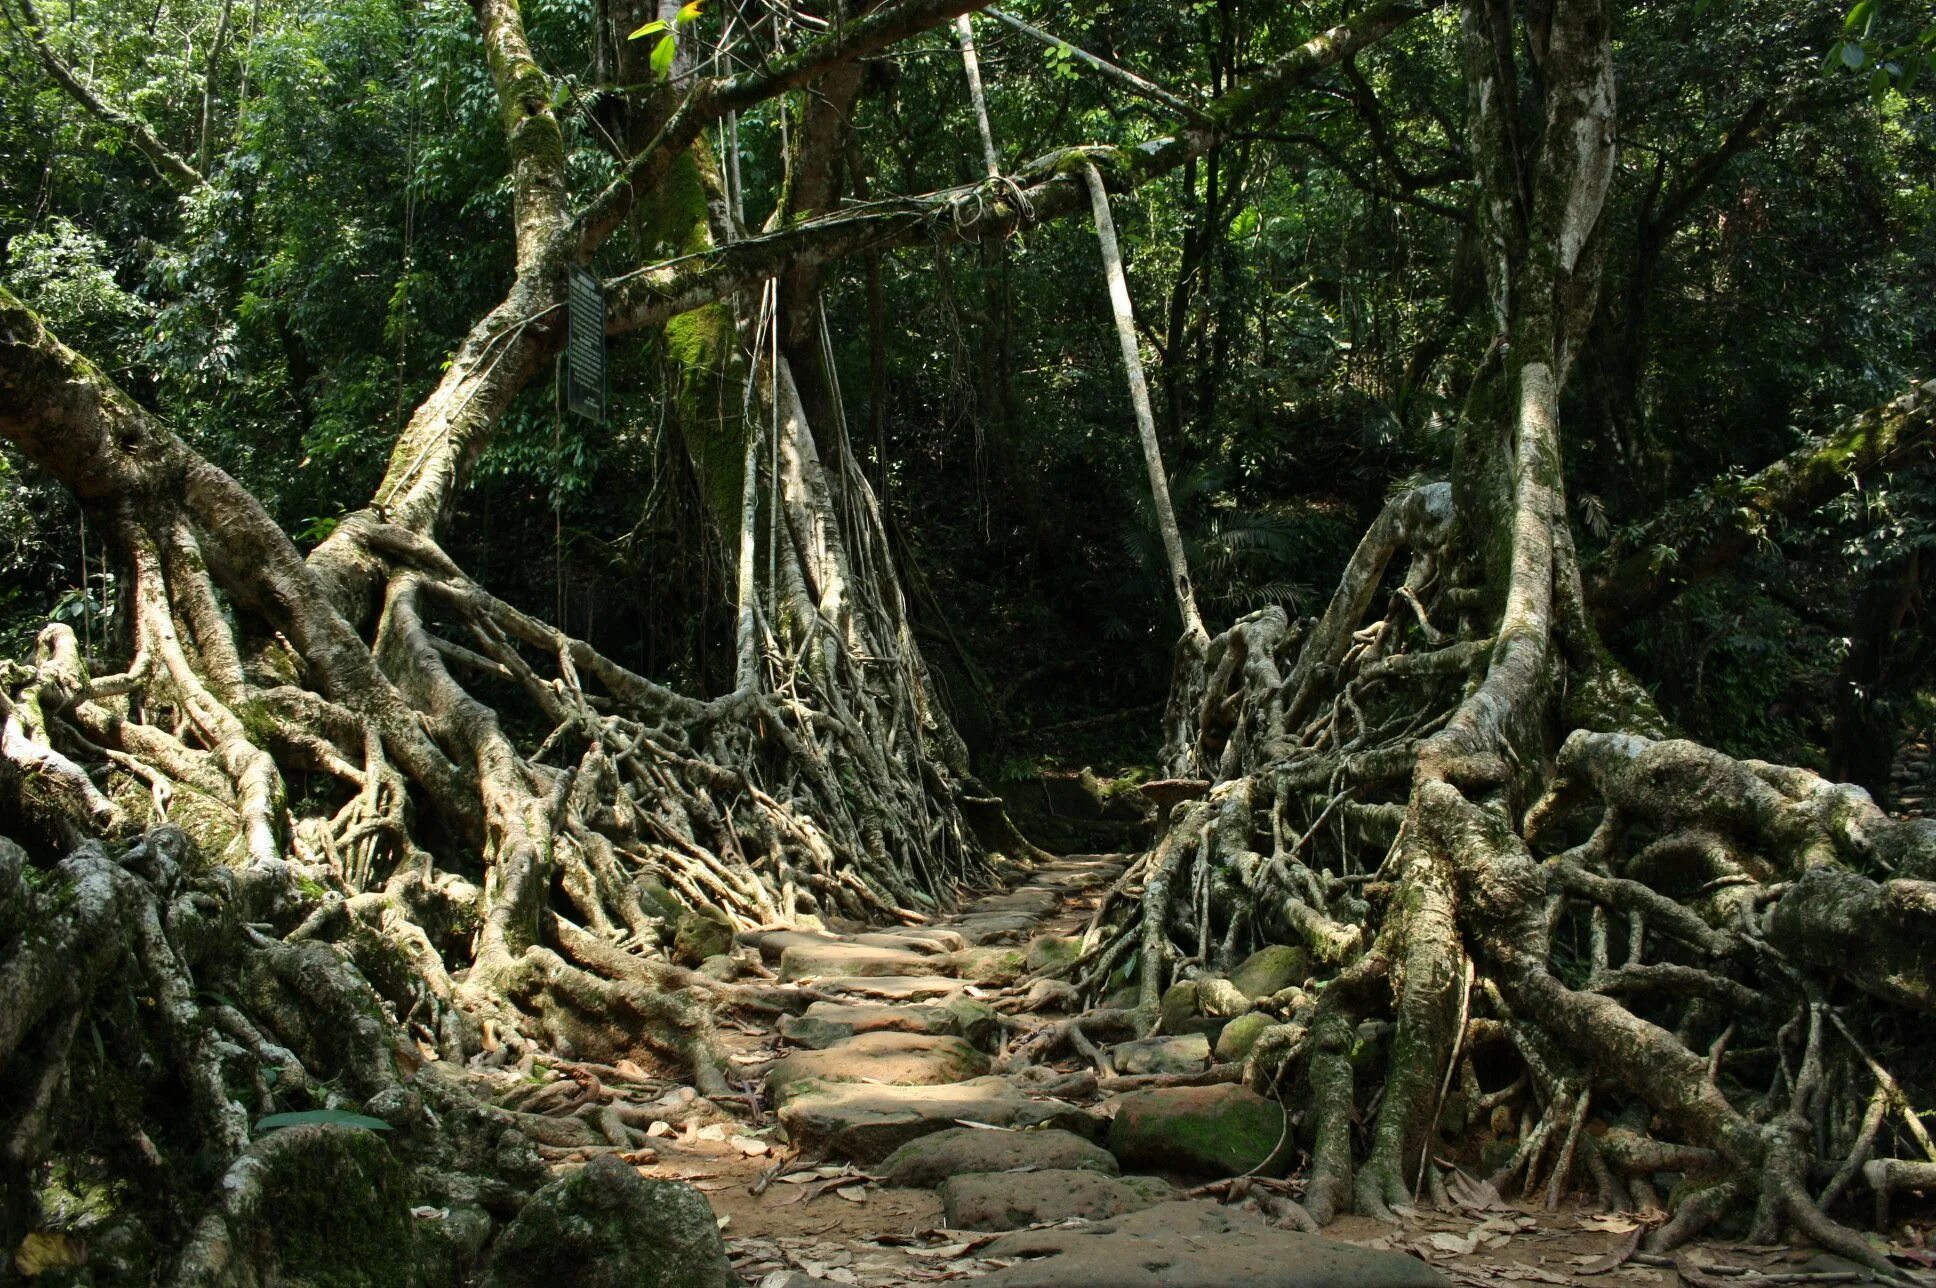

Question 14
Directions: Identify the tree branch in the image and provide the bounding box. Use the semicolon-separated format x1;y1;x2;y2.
604;0;1440;336
985;7;1203;121
1591;378;1936;624
575;0;993;253
3;0;205;189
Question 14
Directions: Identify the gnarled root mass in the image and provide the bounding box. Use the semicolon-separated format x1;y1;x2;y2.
1085;481;1936;1270
0;287;1006;1277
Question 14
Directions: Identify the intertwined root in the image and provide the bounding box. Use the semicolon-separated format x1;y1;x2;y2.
1088;486;1936;1263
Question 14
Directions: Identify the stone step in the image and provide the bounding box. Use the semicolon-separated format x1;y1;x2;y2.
948;913;1041;945
874;1125;1119;1188
777;941;953;982
766;1032;989;1104
777;1077;1097;1164
853;927;967;954
777;999;993;1050
746;925;957;959
811;975;968;1002
939;1168;1173;1232
968;887;1062;918
971;1200;1447;1288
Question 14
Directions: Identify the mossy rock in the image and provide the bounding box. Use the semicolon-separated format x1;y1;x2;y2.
1213;1012;1275;1063
878;1126;1119;1189
1025;934;1082;975
634;876;683;924
943;997;1001;1050
478;1154;735;1288
956;945;1028;987
1229;945;1310;999
1106;1084;1290;1178
673;908;734;967
1159;981;1200;1033
176;1124;425;1286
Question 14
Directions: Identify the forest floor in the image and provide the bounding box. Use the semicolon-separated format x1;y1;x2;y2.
480;848;1927;1288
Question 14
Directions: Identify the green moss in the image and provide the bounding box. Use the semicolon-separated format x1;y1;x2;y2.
224;1126;424;1285
1107;1085;1288;1177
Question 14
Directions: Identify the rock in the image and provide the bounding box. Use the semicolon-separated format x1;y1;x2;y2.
969;888;1060;918
1025;933;1082;974
1214;1012;1275;1063
1109;1033;1211;1076
673;908;734;967
853;928;966;953
939;1169;1165;1231
478;1153;735;1288
1230;945;1311;999
696;953;741;981
955;945;1027;986
635;875;684;923
814;975;966;1002
766;1032;989;1104
973;1199;1447;1288
741;928;839;962
943;996;1001;1050
876;1126;1119;1188
779;941;952;981
952;913;1041;945
778;1001;962;1049
1107;1084;1289;1177
756;1274;822;1288
1160;981;1200;1032
171;1124;419;1285
778;1078;1097;1164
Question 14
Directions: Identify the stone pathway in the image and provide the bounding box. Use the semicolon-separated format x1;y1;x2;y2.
522;852;1820;1288
640;854;1439;1286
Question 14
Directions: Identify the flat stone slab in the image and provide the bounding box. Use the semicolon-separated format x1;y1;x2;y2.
779;941;952;981
1022;863;1122;891
975;1201;1447;1288
876;1126;1119;1189
949;914;1041;945
778;1001;962;1049
939;1169;1171;1231
812;975;966;1002
740;928;841;962
1109;1033;1211;1076
767;1032;989;1104
969;888;1061;918
778;1078;1097;1164
852;928;966;953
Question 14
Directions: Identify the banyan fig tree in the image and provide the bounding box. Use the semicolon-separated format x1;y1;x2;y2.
2;0;1934;1277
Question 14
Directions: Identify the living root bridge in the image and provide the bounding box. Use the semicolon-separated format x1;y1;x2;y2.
1086;484;1936;1265
0;284;993;1110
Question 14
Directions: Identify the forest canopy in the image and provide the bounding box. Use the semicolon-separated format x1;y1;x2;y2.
2;0;1936;1280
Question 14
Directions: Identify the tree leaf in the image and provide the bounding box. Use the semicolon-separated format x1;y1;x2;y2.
650;32;677;77
627;18;667;39
676;0;704;25
1843;39;1868;69
255;1109;392;1133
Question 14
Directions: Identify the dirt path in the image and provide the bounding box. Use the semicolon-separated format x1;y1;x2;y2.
517;854;1885;1287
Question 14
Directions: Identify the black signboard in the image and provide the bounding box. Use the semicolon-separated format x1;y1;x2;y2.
567;265;606;423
